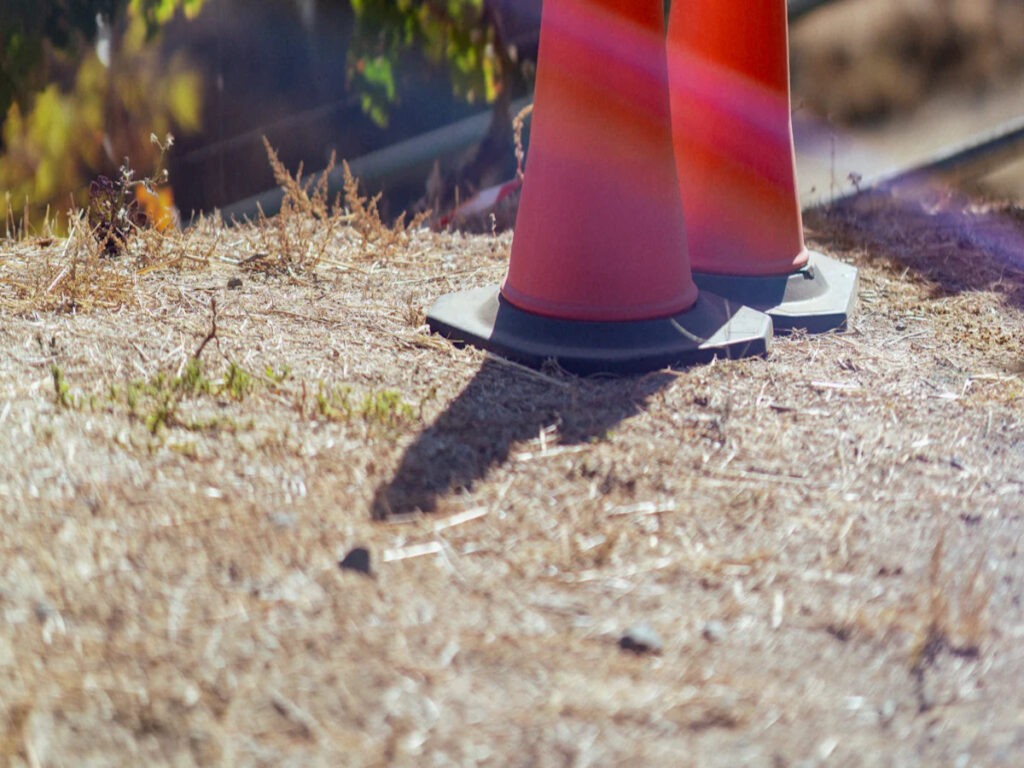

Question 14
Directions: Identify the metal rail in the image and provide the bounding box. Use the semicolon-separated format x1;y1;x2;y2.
216;98;530;223
832;115;1024;202
788;0;841;22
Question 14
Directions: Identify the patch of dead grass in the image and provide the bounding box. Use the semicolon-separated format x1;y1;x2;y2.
239;139;430;279
0;182;1022;765
0;213;137;313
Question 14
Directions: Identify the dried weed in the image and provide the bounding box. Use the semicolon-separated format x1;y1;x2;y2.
0;212;136;313
912;531;993;663
0;140;211;314
241;139;429;279
909;531;995;711
239;141;340;278
512;104;533;182
340;158;430;261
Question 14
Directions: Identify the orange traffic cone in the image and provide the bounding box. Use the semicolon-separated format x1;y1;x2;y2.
427;0;771;374
667;0;857;332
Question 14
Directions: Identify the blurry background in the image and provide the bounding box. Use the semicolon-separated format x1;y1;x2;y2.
1;0;1022;230
790;0;1024;205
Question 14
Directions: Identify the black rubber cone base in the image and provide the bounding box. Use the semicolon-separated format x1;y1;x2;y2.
426;286;772;375
692;251;859;334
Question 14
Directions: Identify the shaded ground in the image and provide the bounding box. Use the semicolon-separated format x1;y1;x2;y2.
0;186;1023;766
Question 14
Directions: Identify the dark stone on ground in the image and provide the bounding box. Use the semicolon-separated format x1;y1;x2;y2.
702;620;726;643
339;547;372;576
619;623;664;655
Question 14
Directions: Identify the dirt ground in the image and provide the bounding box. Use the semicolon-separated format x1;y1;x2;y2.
0;174;1022;767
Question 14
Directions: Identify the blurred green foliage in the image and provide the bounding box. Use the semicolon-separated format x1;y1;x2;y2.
0;0;203;123
345;1;667;126
1;0;203;228
0;1;112;124
347;0;506;127
132;0;206;37
2;0;524;225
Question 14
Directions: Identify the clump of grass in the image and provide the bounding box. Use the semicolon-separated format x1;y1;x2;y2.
316;383;354;421
105;357;255;435
243;139;428;278
51;364;77;410
263;365;291;386
222;362;252;401
316;384;416;429
1;211;137;313
242;140;347;278
361;389;415;427
88;135;174;258
53;352;416;439
178;356;213;396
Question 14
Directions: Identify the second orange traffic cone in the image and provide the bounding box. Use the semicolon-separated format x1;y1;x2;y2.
667;0;858;332
427;0;772;373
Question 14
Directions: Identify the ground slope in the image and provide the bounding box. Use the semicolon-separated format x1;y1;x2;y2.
0;191;1023;766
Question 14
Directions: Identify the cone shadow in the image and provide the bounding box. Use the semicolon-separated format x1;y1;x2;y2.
806;194;1024;310
370;360;676;519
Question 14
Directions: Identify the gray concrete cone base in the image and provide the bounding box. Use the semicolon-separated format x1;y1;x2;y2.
692;251;859;334
426;285;773;376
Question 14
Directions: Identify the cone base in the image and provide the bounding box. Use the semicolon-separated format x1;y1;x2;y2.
692;251;859;334
426;286;772;375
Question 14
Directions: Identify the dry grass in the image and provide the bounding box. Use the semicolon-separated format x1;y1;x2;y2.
240;140;345;278
0;169;1022;766
239;141;430;280
0;209;225;316
0;215;136;313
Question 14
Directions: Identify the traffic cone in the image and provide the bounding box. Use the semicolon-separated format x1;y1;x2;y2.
427;0;772;374
667;0;858;333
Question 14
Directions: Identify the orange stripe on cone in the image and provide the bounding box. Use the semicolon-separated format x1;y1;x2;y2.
502;0;698;322
668;0;809;276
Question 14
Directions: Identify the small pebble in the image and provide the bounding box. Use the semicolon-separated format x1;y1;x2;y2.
33;600;55;622
268;512;295;529
619;623;664;655
879;699;897;725
227;277;243;289
702;620;726;643
339;547;372;576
